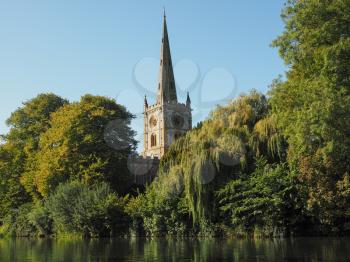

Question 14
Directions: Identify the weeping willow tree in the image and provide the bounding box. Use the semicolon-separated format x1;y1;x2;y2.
140;91;285;232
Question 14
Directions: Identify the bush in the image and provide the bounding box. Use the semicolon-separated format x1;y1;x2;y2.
3;203;37;237
47;181;129;237
27;204;53;237
216;157;307;236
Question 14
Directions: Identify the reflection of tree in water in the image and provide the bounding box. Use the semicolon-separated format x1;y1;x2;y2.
1;238;350;261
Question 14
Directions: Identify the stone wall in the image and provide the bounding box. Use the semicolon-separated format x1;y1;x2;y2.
127;155;160;185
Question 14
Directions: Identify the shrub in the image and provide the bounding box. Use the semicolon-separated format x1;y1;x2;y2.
47;181;129;237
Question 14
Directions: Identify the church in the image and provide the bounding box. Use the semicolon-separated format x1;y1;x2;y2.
130;13;192;184
142;13;192;158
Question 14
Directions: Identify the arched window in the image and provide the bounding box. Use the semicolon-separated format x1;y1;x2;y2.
151;134;157;147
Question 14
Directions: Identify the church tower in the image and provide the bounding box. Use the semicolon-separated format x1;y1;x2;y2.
142;13;192;158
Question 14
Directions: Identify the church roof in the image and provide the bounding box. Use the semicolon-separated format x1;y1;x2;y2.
156;12;178;104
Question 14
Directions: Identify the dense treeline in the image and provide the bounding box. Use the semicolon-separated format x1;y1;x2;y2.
1;0;350;238
0;94;136;237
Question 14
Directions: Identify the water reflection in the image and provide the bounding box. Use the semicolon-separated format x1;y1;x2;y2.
0;237;349;261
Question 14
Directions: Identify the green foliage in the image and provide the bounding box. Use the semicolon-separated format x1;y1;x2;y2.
0;93;136;237
125;187;191;236
27;204;53;236
271;0;350;230
137;91;286;236
2;203;37;237
5;93;68;152
0;144;29;219
0;93;67;218
216;157;307;236
47;181;129;237
22;94;136;198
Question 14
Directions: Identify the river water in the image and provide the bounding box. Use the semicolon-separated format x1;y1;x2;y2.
0;237;349;261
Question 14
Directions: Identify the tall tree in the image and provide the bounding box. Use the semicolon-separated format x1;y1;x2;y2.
0;94;67;218
271;0;350;230
22;95;137;198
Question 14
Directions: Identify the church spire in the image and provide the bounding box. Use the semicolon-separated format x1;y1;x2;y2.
156;11;177;104
186;92;191;107
144;95;148;109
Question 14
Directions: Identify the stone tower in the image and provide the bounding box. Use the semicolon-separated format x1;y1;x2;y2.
142;13;192;158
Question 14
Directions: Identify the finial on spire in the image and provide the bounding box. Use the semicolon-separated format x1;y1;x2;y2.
144;95;148;108
163;7;166;18
186;92;191;107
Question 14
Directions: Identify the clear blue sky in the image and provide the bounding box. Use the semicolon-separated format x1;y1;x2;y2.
0;0;286;149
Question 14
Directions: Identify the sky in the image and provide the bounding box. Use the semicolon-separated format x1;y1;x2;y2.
0;0;287;150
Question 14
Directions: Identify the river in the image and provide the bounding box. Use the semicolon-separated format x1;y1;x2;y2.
0;237;349;261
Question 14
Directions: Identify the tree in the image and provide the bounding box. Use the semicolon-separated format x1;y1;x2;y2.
0;143;30;219
216;157;307;236
270;0;350;230
0;94;67;218
22;95;136;198
5;93;69;152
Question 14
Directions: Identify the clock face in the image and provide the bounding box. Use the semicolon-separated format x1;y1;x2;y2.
149;116;157;127
171;114;184;128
